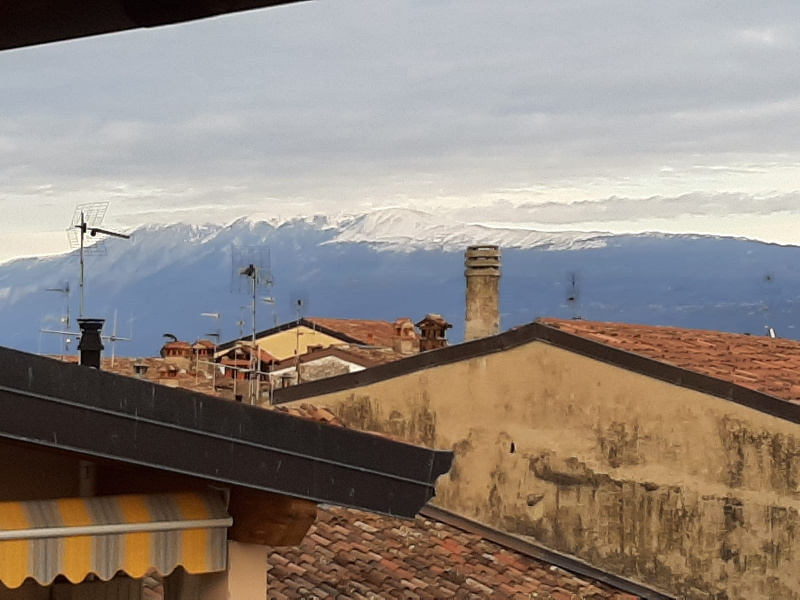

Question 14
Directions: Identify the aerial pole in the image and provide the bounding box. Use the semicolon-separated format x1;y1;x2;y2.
41;202;132;359
231;246;272;405
79;210;85;318
252;269;258;404
68;202;129;318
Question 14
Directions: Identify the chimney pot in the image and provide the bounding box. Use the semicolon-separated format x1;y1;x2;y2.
77;319;105;369
133;363;149;378
464;245;501;341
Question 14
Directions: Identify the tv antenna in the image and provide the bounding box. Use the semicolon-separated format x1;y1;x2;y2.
42;282;71;356
106;309;134;368
67;202;130;318
566;272;582;320
231;246;273;404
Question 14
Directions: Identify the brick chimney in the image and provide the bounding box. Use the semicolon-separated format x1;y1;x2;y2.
77;319;105;369
392;318;418;355
464;245;501;341
133;362;149;379
416;314;452;351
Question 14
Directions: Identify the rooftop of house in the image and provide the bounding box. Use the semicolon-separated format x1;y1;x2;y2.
303;317;397;348
7;346;451;518
218;344;279;364
217;317;402;352
273;343;407;371
162;340;192;349
539;318;800;404
274;403;345;427
267;505;652;600
1;0;307;52
272;318;800;425
192;339;216;349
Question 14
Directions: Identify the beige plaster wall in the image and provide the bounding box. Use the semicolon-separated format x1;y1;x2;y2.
166;543;268;600
255;328;346;361
284;341;800;600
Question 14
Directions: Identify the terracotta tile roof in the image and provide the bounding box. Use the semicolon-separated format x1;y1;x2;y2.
273;403;345;427
336;344;407;365
162;340;191;349
539;318;800;403
267;507;639;600
274;344;406;371
218;344;279;364
306;317;397;348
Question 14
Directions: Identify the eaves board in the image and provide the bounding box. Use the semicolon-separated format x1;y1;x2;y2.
0;0;309;52
217;318;364;353
0;345;452;519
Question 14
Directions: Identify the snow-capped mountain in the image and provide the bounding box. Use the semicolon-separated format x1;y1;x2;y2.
329;208;612;251
1;208;799;357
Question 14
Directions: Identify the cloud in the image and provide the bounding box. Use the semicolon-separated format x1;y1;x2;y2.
451;192;800;226
1;0;800;252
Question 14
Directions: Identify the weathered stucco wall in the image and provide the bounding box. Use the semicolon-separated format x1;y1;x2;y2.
282;341;800;600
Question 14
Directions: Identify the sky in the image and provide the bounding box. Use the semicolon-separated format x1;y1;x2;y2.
1;0;799;261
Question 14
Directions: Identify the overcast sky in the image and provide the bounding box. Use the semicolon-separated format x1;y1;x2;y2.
1;0;799;261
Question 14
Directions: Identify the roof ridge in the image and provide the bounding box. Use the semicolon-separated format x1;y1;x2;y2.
539;317;800;342
272;320;800;424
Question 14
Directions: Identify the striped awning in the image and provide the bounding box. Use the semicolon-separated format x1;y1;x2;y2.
0;492;231;589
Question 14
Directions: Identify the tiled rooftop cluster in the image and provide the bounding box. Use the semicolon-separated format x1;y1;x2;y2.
540;318;800;403
267;507;638;600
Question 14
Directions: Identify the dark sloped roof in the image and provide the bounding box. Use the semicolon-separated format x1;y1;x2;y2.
272;320;800;425
0;345;452;518
0;0;307;52
267;505;665;600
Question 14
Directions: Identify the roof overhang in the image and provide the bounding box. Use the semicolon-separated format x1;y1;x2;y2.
0;345;453;519
0;0;309;52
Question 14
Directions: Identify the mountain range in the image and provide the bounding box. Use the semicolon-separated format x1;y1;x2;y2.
1;208;798;357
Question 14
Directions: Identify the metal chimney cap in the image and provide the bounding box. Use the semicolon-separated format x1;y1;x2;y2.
77;318;105;331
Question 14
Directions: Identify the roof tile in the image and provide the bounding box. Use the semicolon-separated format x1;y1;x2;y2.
539;318;800;403
306;317;398;347
267;507;638;598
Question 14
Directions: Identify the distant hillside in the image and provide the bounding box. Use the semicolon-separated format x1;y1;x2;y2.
1;208;798;357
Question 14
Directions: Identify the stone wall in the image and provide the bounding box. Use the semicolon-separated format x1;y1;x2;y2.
281;341;800;599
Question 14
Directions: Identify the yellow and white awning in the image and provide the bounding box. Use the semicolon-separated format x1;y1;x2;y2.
0;492;231;589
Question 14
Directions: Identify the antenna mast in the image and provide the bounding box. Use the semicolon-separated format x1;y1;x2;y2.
44;282;71;358
67;202;130;318
232;247;273;404
566;272;582;320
